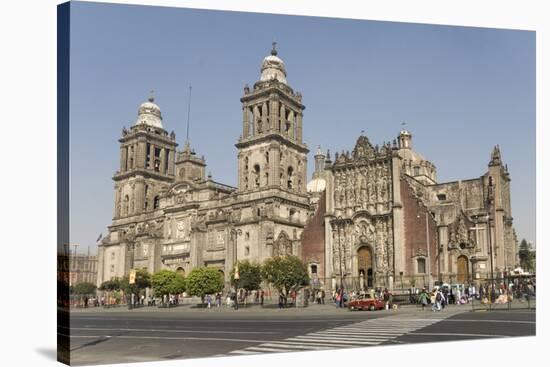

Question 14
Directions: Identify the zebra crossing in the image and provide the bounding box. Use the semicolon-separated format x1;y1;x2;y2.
224;313;454;356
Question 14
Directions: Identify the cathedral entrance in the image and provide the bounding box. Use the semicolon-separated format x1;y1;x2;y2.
357;246;374;289
457;255;469;284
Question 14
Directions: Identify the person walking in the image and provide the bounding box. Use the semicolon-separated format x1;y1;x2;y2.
432;289;442;311
383;288;390;310
418;288;429;311
206;294;212;309
260;289;264;307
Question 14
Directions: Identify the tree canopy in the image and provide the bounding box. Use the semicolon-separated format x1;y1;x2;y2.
151;269;186;297
519;239;536;272
99;277;121;292
72;282;97;295
185;267;224;303
262;255;309;299
230;260;262;291
120;268;151;295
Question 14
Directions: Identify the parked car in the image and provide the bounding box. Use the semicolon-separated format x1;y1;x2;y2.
348;294;385;311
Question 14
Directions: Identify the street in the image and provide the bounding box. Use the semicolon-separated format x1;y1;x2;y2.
64;304;535;365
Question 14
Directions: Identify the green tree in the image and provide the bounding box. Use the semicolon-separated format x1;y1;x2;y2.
169;273;186;295
185;267;224;305
152;270;177;298
120;268;151;295
518;239;535;272
230;260;262;291
72;282;97;295
262;255;309;303
99;277;121;292
151;270;186;300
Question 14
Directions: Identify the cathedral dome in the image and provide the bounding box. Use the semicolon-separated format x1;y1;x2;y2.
135;96;163;129
260;43;287;84
307;177;326;193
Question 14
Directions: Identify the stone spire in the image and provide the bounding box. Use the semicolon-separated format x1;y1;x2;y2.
489;145;502;166
314;145;326;176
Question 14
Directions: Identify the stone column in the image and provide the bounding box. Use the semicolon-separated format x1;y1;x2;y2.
261;102;268;132
149;144;155;170
242;106;249;138
296;113;303;143
272;148;280;189
96;245;105;288
280;104;286;134
120;146;127;172
160;148;166;174
288;110;295;139
137;140;147;169
391;154;405;276
135;180;145;214
167;149;175;176
114;186;121;218
270;97;279;131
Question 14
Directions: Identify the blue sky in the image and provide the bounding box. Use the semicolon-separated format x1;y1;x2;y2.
69;1;535;253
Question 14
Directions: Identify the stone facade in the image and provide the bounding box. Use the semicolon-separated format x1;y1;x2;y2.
97;45;519;291
97;45;310;288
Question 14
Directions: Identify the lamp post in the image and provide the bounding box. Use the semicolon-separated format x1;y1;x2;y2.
230;228;242;310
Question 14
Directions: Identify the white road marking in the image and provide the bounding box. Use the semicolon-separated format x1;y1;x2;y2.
223;313;457;356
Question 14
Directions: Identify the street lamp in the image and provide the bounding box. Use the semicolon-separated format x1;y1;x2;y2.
230;228;242;310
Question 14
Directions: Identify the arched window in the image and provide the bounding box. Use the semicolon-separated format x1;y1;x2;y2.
153;195;160;209
310;264;318;274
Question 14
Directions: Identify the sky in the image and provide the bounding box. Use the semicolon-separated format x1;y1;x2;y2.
69;1;536;254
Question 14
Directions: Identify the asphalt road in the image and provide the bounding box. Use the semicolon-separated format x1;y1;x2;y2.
64;305;535;365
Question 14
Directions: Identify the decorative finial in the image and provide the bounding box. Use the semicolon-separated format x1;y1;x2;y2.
148;90;155;102
361;130;365;136
271;41;278;56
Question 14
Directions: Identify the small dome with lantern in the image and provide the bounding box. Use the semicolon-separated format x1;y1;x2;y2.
260;42;287;85
135;95;163;129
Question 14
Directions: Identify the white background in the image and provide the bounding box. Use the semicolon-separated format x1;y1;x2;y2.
0;1;546;366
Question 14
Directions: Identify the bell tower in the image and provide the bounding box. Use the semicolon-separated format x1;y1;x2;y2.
236;43;309;193
113;96;177;219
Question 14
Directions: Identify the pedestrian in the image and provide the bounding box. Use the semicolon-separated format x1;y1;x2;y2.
383;288;390;310
335;289;341;308
418;288;429;311
321;289;325;304
278;294;284;309
206;294;212;309
432;289;442;311
216;293;221;308
260;289;264;307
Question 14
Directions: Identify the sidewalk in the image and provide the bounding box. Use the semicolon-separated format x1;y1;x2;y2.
68;301;473;316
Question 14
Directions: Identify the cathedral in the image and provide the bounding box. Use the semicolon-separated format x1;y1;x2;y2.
96;44;519;291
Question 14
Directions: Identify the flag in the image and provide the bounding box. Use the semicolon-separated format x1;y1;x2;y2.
129;269;136;285
96;233;103;242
